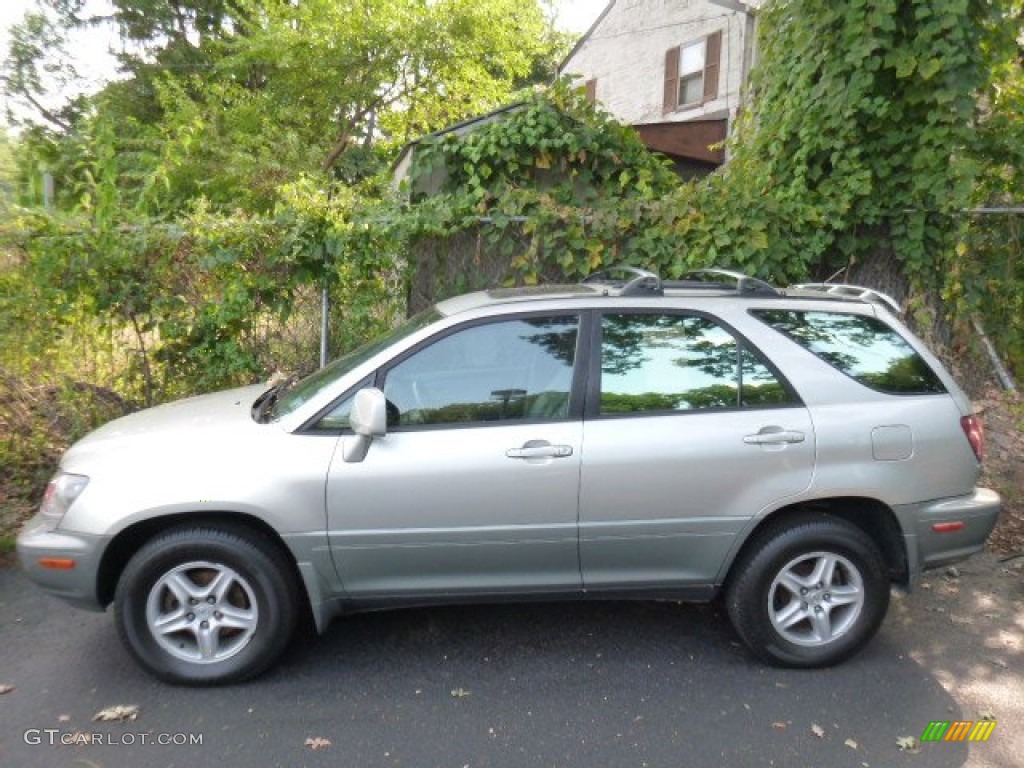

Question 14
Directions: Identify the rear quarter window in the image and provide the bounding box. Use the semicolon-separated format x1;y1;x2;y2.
752;310;945;395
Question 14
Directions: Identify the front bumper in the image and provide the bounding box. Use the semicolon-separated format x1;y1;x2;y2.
895;487;1001;583
16;516;109;612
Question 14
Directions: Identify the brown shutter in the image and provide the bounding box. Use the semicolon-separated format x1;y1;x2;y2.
584;78;597;103
663;47;680;114
703;30;722;103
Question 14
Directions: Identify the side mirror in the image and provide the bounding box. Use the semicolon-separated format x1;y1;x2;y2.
343;388;388;463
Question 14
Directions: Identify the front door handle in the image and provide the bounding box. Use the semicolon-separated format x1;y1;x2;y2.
743;429;806;445
506;440;574;459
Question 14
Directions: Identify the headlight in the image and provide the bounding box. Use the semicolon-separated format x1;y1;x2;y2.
39;472;90;524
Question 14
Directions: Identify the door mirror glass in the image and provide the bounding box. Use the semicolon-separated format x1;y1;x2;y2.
343;388;388;463
350;388;388;437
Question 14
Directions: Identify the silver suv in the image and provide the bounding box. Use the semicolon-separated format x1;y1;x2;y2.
18;267;1000;685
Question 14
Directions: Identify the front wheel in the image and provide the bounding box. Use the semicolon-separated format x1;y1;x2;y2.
725;516;890;667
114;526;299;685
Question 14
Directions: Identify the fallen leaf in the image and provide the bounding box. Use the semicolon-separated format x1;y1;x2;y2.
304;737;331;751
772;721;788;731
58;714;71;723
979;710;996;721
811;723;825;738
92;705;139;722
845;738;858;749
897;735;917;750
450;688;471;698
0;684;15;695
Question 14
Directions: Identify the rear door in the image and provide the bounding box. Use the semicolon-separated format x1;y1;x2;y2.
578;310;816;591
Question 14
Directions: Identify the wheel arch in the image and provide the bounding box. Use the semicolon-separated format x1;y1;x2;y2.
723;497;909;589
97;512;308;610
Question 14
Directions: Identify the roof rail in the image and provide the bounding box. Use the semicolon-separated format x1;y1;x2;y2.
582;266;663;296
790;283;901;314
676;269;781;296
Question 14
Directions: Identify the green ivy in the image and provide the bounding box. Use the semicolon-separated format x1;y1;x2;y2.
397;2;1018;374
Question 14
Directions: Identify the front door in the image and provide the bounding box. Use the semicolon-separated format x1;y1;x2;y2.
325;313;585;598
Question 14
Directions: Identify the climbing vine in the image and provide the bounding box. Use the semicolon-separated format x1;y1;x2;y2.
402;1;1005;326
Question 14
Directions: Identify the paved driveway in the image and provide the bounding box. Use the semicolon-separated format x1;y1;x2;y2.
1;556;1020;768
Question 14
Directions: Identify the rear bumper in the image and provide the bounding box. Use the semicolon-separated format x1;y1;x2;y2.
16;516;108;612
895;488;1001;584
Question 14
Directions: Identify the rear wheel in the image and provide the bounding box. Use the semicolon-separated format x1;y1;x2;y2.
726;516;890;667
114;526;298;685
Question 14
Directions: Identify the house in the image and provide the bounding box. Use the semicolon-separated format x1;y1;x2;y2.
560;0;759;177
391;103;526;196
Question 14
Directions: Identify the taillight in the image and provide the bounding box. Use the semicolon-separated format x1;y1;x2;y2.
960;414;985;462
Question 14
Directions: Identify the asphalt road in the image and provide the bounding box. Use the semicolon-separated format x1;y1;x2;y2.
1;558;1020;768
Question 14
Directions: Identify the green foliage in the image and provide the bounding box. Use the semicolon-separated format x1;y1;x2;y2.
0;128;17;214
0;6;80;130
404;82;684;284
397;79;824;288
726;0;990;293
401;1;1019;374
959;0;1024;374
4;0;567;218
1;181;406;407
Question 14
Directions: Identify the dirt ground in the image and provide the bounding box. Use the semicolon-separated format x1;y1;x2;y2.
977;389;1024;559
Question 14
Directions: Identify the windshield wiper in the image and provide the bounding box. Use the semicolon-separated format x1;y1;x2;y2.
252;376;297;423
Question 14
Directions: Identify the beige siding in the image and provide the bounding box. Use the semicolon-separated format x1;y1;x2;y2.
562;0;753;128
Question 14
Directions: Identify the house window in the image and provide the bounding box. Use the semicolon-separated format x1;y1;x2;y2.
663;30;722;114
679;40;706;107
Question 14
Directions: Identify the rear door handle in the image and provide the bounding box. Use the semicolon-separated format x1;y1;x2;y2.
743;429;806;445
506;441;574;459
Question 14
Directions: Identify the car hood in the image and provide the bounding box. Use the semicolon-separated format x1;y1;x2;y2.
62;384;269;468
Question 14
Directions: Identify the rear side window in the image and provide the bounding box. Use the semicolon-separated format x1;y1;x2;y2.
599;313;796;414
752;310;945;395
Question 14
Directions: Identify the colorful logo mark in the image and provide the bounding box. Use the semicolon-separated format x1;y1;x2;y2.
921;720;997;743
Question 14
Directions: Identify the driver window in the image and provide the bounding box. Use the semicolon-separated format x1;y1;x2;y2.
382;315;579;427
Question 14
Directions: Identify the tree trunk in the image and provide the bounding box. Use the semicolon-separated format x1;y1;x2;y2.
844;225;911;308
846;223;952;365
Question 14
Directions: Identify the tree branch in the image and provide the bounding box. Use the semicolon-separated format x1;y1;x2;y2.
0;75;72;131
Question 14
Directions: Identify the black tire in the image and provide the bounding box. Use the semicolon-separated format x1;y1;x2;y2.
114;526;299;685
725;515;890;668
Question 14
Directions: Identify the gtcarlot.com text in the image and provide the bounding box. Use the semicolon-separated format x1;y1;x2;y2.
24;729;203;747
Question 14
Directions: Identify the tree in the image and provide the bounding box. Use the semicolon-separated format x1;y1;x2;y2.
3;0;567;215
0;7;80;130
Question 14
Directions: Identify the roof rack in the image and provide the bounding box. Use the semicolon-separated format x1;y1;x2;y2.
582;266;663;296
790;283;901;313
582;266;786;297
674;269;781;296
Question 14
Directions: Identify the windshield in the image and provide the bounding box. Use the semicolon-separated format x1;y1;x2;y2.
270;307;441;420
